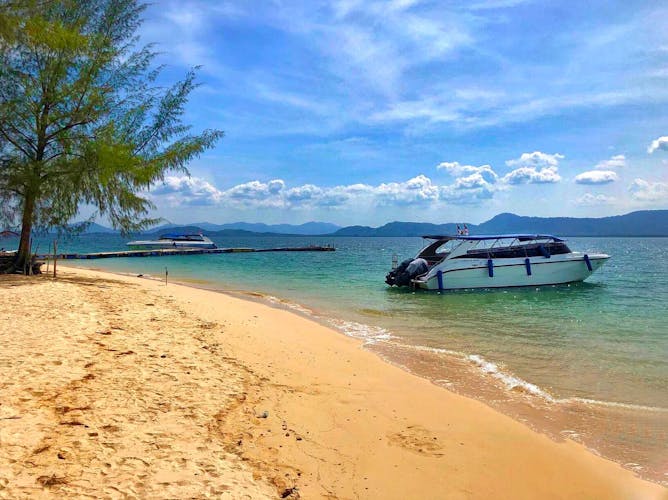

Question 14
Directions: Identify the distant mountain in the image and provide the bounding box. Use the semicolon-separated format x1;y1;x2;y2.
147;221;340;235
333;222;463;237
74;210;668;237
73;222;117;234
332;210;668;237
475;210;668;236
145;225;303;237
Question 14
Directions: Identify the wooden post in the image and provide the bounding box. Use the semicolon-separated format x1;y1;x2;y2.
53;240;58;278
28;237;33;275
165;267;168;285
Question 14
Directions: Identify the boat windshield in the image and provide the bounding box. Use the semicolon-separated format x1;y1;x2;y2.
417;238;458;264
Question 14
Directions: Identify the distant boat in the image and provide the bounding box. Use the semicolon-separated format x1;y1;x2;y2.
385;234;609;290
126;233;217;250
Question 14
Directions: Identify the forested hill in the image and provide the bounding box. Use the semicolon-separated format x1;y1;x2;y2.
331;210;668;237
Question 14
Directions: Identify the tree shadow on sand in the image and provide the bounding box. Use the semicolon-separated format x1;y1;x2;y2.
0;273;131;290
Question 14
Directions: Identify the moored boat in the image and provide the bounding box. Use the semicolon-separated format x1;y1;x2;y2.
386;234;609;290
126;233;217;250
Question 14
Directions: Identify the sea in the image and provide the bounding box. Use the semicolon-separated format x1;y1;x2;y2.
6;233;667;484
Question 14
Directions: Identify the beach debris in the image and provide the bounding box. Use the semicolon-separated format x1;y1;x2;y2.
257;410;269;419
280;486;299;498
97;330;112;335
37;475;67;487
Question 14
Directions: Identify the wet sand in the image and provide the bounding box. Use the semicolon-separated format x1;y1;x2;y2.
0;267;665;499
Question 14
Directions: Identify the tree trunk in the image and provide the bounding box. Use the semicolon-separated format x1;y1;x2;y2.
14;192;35;272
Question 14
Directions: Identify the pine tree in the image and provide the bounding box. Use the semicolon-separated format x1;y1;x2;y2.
0;0;223;271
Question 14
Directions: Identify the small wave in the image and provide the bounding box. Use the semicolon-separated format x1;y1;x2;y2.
560;397;668;413
393;343;465;358
262;295;391;344
327;318;392;343
467;354;556;401
264;295;314;316
389;343;557;402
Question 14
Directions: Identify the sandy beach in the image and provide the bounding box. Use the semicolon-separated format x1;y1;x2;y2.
0;267;665;499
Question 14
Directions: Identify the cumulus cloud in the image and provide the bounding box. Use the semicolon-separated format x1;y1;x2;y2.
226;179;286;200
574;170;618;184
284;184;323;202
152;176;223;206
594;154;626;169
374;175;440;206
452;172;492;190
150;174;499;210
502;151;563;184
502;166;561;184
575;193;615;206
647;136;668;154
436;161;499;183
505;151;564;168
628;178;668;202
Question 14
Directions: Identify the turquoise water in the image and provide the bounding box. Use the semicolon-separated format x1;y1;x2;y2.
7;234;668;480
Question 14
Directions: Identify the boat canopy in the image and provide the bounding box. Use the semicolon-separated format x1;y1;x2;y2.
421;234;565;242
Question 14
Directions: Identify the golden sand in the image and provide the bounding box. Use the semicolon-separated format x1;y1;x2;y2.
0;267;665;499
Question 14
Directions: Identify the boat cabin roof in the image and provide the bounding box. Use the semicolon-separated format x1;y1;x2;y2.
421;234;565;242
159;233;207;241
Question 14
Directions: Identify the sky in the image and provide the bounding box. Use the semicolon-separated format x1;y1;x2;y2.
135;0;668;226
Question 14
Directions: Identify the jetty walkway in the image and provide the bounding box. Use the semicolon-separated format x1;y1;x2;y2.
36;245;335;260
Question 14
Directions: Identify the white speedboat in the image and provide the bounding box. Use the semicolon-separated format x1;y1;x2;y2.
126;233;217;250
385;234;609;290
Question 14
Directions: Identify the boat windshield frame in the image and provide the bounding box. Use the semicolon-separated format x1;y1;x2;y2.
417;234;567;261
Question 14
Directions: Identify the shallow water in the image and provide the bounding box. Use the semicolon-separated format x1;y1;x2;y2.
11;234;668;482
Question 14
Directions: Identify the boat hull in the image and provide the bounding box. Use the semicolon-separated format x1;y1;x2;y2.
126;242;216;250
414;253;609;290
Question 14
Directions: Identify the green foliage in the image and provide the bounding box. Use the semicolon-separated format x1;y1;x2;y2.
0;0;223;265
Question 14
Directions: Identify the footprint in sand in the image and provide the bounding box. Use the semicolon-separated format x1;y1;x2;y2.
387;425;444;457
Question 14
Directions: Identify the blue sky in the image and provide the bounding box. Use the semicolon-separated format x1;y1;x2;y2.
137;0;668;226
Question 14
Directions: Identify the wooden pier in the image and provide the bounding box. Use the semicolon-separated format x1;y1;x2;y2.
36;245;335;260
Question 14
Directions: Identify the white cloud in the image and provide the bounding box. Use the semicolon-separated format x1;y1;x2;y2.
629;178;668;202
575;193;615;206
441;183;494;204
647;136;668;154
226;179;285;199
452;172;492;190
152;176;223;206
374;175;440;206
574;170;618;185
505;151;564;168
285;184;323;202
502;166;561;184
150;174;500;210
437;161;499;183
502;151;563;185
594;154;626;169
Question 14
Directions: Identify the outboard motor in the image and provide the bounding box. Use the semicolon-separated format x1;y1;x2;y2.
385;258;429;287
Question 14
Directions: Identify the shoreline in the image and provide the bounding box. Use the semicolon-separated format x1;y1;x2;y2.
1;266;665;498
70;262;668;486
